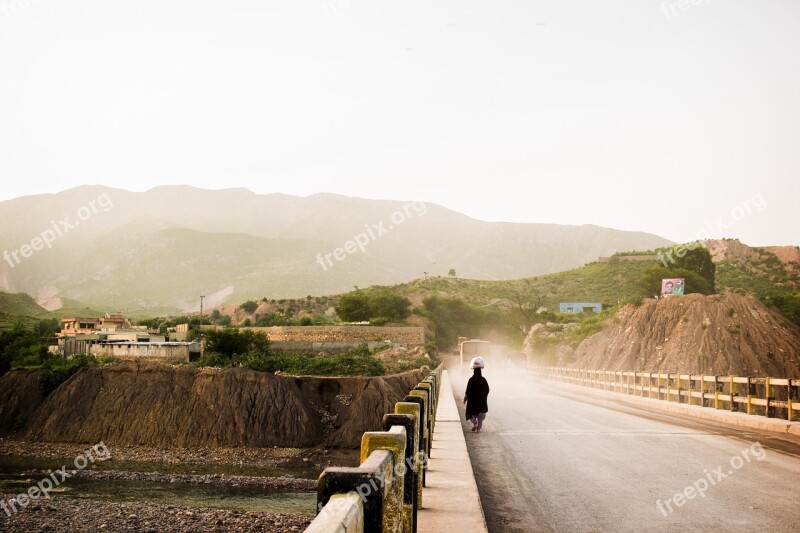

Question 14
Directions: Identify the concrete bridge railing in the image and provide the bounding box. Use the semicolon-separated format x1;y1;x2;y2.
532;366;800;422
305;365;442;533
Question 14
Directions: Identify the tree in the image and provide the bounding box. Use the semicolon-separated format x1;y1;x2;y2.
671;246;716;293
422;296;487;350
368;290;411;321
335;292;371;322
503;279;543;332
240;300;258;314
204;327;270;360
336;290;412;322
448;269;457;277
0;319;56;377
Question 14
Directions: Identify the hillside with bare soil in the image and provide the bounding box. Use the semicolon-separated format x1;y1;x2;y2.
570;293;800;377
0;362;426;449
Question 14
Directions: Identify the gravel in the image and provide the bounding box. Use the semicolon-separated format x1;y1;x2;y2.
0;496;313;532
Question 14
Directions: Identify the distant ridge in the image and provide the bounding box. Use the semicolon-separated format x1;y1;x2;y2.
0;186;672;312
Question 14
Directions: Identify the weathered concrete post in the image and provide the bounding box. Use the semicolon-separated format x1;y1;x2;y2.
383;413;418;533
305;493;364;533
396;399;424;508
408;389;431;472
361;426;407;533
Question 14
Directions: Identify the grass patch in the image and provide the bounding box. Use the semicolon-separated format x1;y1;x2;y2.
193;344;430;377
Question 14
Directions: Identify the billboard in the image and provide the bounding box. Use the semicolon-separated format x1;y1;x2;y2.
661;278;685;296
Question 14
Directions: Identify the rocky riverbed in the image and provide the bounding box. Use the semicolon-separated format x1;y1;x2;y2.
0;438;358;471
0;495;313;532
0;439;361;532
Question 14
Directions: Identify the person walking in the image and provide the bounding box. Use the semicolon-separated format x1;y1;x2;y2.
463;356;490;432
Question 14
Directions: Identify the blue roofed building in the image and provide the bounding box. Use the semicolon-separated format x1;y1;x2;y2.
559;302;607;314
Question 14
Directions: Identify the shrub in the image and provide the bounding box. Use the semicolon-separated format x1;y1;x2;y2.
39;354;97;396
240;301;258;314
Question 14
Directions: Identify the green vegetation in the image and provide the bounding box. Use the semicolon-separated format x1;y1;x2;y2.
39;354;98;396
639;266;713;297
0;317;97;395
240;300;259;313
527;307;617;365
639;246;716;297
394;261;654;311
195;327;401;376
762;293;800;325
0;319;60;376
715;246;800;325
203;327;271;360
242;345;387;376
335;289;411;323
195;328;430;376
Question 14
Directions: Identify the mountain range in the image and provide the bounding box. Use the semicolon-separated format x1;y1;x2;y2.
0;186;673;313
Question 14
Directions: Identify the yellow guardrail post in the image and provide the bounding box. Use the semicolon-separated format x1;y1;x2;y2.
415;382;434;445
766;378;774;418
409;389;431;464
395;401;424;510
361;427;407;533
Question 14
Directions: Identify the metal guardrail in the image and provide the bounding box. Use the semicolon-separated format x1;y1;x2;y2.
306;365;443;533
531;367;800;422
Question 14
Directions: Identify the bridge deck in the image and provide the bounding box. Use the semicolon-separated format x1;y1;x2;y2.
418;369;488;532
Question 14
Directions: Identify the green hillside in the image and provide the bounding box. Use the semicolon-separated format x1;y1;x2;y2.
0;292;51;330
394;260;651;310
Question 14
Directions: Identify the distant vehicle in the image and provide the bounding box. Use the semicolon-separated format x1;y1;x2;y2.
504;351;527;370
459;339;491;370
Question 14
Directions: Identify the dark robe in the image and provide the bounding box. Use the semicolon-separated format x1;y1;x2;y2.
464;368;490;420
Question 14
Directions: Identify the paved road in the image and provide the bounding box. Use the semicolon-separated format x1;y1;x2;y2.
450;368;800;532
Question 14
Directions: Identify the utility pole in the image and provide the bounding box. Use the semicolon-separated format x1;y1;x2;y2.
200;295;205;316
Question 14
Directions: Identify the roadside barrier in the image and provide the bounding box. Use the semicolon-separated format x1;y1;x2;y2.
532;367;800;421
306;365;443;533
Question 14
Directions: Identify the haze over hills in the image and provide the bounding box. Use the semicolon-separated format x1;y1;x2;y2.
0;186;673;313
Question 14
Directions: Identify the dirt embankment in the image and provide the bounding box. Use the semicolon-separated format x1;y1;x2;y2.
0;369;44;434
0;362;425;449
571;293;800;377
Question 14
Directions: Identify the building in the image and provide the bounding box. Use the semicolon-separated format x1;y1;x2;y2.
90;341;200;363
57;313;174;357
559;302;609;314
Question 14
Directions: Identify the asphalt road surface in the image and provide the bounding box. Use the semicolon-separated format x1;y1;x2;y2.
451;367;800;532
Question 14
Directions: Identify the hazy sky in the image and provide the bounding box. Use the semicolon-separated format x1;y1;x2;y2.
1;1;798;245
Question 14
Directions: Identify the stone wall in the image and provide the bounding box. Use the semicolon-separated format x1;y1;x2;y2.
202;325;425;347
90;343;197;363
